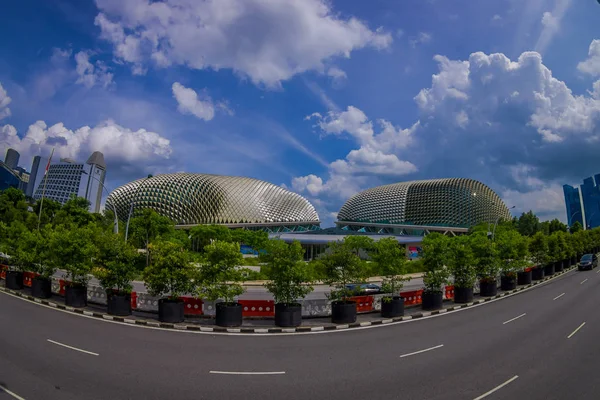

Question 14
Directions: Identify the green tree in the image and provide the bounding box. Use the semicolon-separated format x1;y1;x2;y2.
47;224;100;286
197;240;245;304
261;239;313;304
190;224;232;251
529;231;549;267
470;232;500;281
130;209;177;266
343;235;375;258
447;235;477;288
319;239;366;302
370;237;408;297
143;240;195;299
548;219;568;235
0;221;31;271
420;233;451;293
93;232;142;293
495;228;529;276
0;188;29;225
517;211;540;237
53;196;94;227
15;227;53;278
570;221;583;233
31;198;62;228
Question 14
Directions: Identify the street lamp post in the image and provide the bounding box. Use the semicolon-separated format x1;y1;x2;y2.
125;174;153;242
83;170;118;234
492;205;516;241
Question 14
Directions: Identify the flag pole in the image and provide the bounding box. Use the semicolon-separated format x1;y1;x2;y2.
37;148;55;231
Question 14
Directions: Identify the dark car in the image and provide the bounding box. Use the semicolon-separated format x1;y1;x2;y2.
578;254;598;271
345;283;381;295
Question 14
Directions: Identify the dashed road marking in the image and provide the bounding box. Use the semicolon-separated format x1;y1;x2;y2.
473;375;519;400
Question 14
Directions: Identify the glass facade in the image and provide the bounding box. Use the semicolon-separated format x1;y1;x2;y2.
563;184;584;227
579;175;600;229
0;162;21;191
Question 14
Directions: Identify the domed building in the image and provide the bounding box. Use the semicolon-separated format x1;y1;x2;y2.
336;178;511;235
106;173;320;232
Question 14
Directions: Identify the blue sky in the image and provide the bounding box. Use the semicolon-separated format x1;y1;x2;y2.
1;0;600;226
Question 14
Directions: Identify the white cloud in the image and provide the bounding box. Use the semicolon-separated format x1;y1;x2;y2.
409;32;432;48
327;66;347;87
75;51;114;89
94;0;392;88
534;0;572;54
172;82;217;121
0;119;172;171
502;184;565;220
295;106;417;201
491;14;502;22
292;174;324;196
0;83;11;120
578;39;600;77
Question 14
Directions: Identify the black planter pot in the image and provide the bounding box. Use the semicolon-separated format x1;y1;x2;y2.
158;298;184;323
454;287;474;304
480;280;498;297
65;285;87;307
422;291;443;310
500;275;517;291
216;302;243;327
381;296;405;318
31;277;51;299
544;264;555;276
517;270;532;285
554;261;564;272
5;271;23;290
107;292;132;316
532;267;545;281
331;301;357;324
275;303;302;327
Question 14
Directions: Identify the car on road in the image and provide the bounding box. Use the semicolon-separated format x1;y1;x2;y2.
345;283;381;295
578;253;598;271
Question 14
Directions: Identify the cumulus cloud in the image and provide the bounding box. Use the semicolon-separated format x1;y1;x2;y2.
171;82;217;121
294;106;417;203
0;119;172;175
74;51;114;88
578;39;600;77
0;83;11;120
293;39;600;223
93;0;392;88
327;66;347;88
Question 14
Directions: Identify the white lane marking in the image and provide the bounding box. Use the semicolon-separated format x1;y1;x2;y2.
502;313;526;325
567;322;586;339
47;339;99;356
596;269;600;274
553;293;565;300
0;385;26;400
400;344;444;358
473;375;519;400
581;279;588;284
209;371;285;375
0;267;577;337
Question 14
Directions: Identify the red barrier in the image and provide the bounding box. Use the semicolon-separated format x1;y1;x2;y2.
524;266;535;272
444;285;454;300
58;279;67;296
131;291;138;310
239;300;275;317
401;289;423;306
0;264;7;279
350;295;374;312
23;272;38;288
180;296;203;316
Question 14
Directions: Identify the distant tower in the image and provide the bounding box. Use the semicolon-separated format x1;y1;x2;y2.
26;155;47;198
4;148;19;170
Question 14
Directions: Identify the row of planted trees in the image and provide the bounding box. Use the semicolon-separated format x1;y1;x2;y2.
419;221;600;311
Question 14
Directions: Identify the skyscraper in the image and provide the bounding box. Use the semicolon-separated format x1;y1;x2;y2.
26;155;47;198
33;151;106;212
579;175;600;229
4;148;19;170
563;184;584;227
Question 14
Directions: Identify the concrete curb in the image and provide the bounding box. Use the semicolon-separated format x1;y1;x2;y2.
0;266;576;335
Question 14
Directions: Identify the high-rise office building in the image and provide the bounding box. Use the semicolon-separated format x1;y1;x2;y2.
563;184;584;227
33;151;106;212
564;174;600;229
4;148;19;170
26;156;47;198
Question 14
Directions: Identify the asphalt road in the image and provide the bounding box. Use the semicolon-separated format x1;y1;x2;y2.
2;267;599;400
